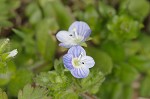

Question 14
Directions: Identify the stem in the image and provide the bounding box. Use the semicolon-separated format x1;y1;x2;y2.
36;0;45;18
28;60;49;72
82;92;98;99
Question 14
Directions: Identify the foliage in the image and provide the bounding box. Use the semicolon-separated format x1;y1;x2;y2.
0;0;150;99
0;88;8;99
18;84;51;99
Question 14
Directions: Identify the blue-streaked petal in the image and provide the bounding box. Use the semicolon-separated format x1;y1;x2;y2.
83;29;91;41
68;46;86;58
70;66;89;78
63;54;74;70
68;21;91;40
81;56;95;68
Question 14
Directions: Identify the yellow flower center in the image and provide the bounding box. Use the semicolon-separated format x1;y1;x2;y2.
72;58;80;67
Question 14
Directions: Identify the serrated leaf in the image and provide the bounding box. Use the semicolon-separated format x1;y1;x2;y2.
107;15;141;41
0;38;10;54
18;84;51;99
81;71;105;94
35;71;71;93
54;58;64;73
55;91;78;99
0;88;8;99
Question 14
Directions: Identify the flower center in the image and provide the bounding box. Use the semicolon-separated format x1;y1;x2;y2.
72;53;85;68
72;28;83;44
72;58;80;67
74;37;83;44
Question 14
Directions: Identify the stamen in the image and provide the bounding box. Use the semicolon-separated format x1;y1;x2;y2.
78;52;83;60
73;28;78;39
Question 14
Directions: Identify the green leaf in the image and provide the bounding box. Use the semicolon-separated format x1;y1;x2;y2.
128;55;150;72
0;61;16;86
120;0;150;21
101;41;125;63
12;29;35;54
35;71;71;94
111;83;123;99
124;41;141;56
54;58;64;73
0;38;10;54
25;2;42;24
18;84;51;99
12;29;28;40
140;76;150;97
8;69;33;96
0;88;8;99
55;91;78;99
0;20;13;27
107;15;141;41
99;1;116;18
87;47;113;75
0;62;6;71
81;71;105;94
114;63;138;84
51;0;74;29
35;19;56;61
122;85;133;99
80;42;87;47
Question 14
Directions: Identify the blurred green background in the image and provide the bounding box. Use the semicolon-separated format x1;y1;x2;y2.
0;0;150;99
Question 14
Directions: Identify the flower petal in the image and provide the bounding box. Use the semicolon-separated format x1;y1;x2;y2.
81;56;95;68
70;66;89;78
63;54;74;70
59;43;76;48
56;30;74;42
68;46;86;58
68;21;91;40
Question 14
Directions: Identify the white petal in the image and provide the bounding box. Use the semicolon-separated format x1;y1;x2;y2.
56;31;78;48
59;43;77;48
81;56;95;68
7;49;18;58
56;31;72;42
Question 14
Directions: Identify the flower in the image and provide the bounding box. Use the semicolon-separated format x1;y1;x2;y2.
7;49;18;58
56;21;91;48
63;46;95;78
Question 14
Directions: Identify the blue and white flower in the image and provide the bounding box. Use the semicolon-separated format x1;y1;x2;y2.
63;46;95;78
56;21;91;48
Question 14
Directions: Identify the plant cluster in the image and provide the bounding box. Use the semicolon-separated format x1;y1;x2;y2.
0;0;150;99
